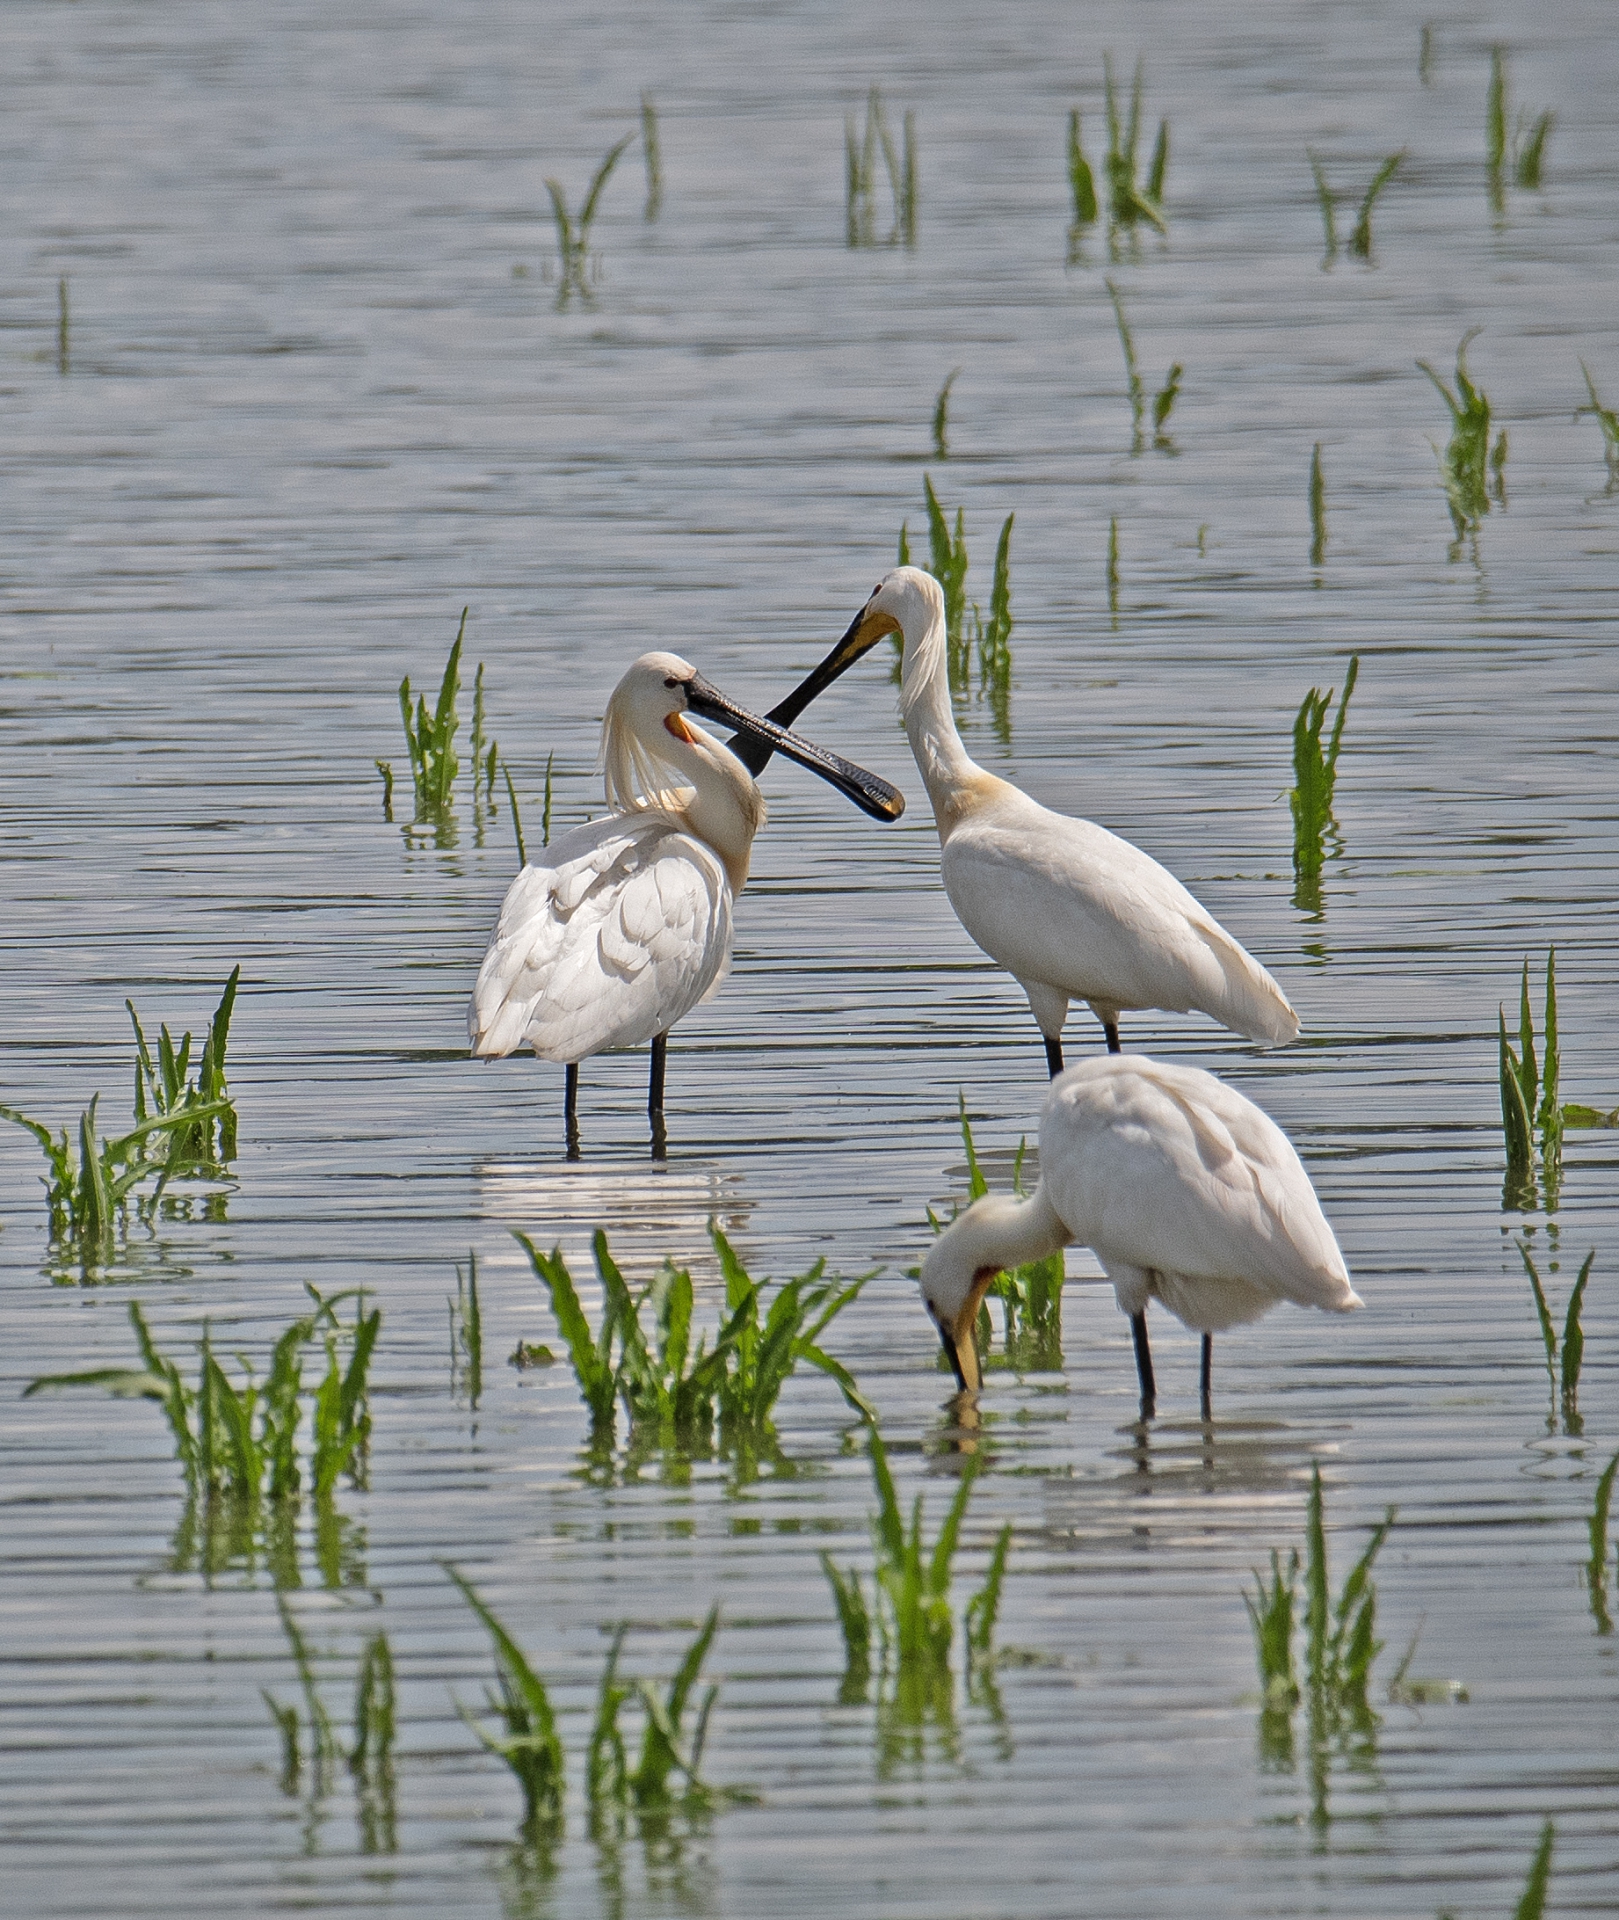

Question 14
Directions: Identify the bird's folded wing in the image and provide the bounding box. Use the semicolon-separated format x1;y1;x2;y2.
469;814;732;1062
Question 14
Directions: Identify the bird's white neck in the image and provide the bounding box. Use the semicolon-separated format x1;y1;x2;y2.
603;711;764;892
897;595;996;838
924;1186;1071;1320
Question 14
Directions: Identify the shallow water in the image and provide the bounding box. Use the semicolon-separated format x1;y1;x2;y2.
2;1;1618;1913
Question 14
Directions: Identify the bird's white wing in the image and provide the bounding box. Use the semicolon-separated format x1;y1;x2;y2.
469;812;733;1063
1041;1058;1353;1311
942;797;1298;1045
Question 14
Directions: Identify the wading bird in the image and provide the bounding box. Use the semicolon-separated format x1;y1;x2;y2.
730;566;1298;1071
919;1054;1360;1416
470;651;903;1157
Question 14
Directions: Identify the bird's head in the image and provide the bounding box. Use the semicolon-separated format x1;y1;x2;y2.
918;1204;1004;1396
602;651;904;824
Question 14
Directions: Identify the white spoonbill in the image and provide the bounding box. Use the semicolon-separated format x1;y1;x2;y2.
919;1053;1361;1415
731;567;1298;1071
469;651;903;1156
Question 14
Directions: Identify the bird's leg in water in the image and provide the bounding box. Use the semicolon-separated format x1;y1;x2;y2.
1200;1335;1213;1423
1131;1311;1157;1419
649;1032;668;1160
564;1063;581;1162
1104;1020;1122;1054
1043;1034;1065;1078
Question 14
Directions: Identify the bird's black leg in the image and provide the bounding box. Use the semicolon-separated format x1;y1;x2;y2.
648;1032;668;1161
564;1062;581;1162
1103;1019;1122;1054
1131;1311;1157;1419
1199;1334;1213;1423
1043;1033;1065;1079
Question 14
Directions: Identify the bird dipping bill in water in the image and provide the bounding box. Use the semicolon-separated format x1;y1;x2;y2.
919;1053;1361;1415
469;651;903;1156
730;566;1299;1073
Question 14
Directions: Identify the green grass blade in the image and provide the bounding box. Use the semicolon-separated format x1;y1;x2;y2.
1560;1251;1594;1403
1347;151;1402;259
1514;1821;1555;1920
927;1454;981;1597
1307;151;1337;259
1068;110;1098;224
580;133;635;235
1517;1243;1559;1383
514;1232;614;1424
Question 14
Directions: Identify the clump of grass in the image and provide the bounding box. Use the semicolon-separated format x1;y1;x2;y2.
1308;444;1327;569
261;1597;396;1846
935;1101;1063;1374
1576;363;1619;492
1518;1242;1593;1435
1418;330;1506;544
546;133;634;303
931;368;960;460
516;1226;870;1457
26;1287;378;1503
1288;654;1358;901
1246;1467;1404;1817
898;479;1016;734
447;1569;747;1842
640;94;662;222
388;608;465;816
1487;48;1554;206
1106;280;1179;452
1498;949;1581;1210
1587;1451;1618;1636
1066;107;1099;250
450;1249;483;1410
1102;55;1168;235
1308;151;1402;264
845;88;915;249
819;1426;1010;1722
127;966;241;1171
1;969;239;1270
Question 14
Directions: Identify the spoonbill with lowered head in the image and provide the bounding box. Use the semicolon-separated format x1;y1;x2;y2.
729;566;1299;1072
919;1053;1360;1416
469;651;903;1156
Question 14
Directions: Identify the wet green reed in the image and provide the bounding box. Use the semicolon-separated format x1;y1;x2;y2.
1487;47;1553;210
1102;55;1168;234
640;93;662;221
2;973;236;1276
517;1225;870;1455
1106;515;1120;626
897;479;1015;735
546;133;634;302
447;1569;743;1842
1066;108;1098;242
1497;949;1592;1209
1309;151;1402;264
1576;363;1619;490
1418;329;1506;545
1587;1451;1618;1636
1309;444;1327;568
819;1426;1010;1723
931;367;960;459
56;274;69;375
845;87;916;249
25;1287;378;1504
1518;1243;1593;1435
1106;280;1178;451
450;1249;483;1409
262;1596;395;1847
1288;654;1358;907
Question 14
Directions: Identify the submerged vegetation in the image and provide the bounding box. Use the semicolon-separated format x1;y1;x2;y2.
931;367;960;459
546;133;634;302
1518;1243;1593;1435
1;969;240;1272
1418;330;1507;547
845;87;916;249
820;1426;1010;1733
447;1567;746;1843
896;478;1015;738
1576;362;1619;492
1495;950;1615;1208
1309;443;1327;568
639;93;662;221
1486;47;1554;210
1106;280;1179;453
517;1225;870;1461
1588;1453;1618;1636
1308;150;1402;265
262;1598;396;1850
1288;654;1358;910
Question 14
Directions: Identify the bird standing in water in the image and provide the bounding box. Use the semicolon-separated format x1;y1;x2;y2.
735;566;1299;1072
919;1053;1360;1417
469;651;902;1157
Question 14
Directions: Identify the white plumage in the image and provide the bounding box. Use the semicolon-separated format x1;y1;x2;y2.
773;567;1299;1065
918;1053;1360;1406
